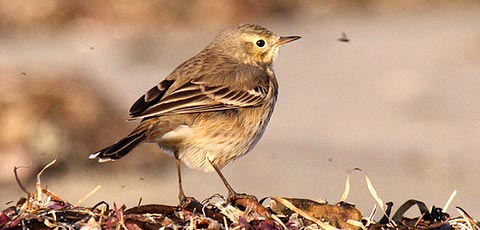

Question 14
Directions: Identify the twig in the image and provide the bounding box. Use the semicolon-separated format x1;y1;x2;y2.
75;185;102;206
443;190;457;212
14;164;31;194
272;197;338;230
365;204;377;227
339;170;352;202
347;219;366;230
339;168;398;227
414;213;426;228
271;213;288;230
36;158;57;201
456;206;479;230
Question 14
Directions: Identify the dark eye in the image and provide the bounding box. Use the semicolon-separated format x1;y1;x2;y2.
256;39;266;47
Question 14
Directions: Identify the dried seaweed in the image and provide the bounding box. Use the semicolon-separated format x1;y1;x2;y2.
1;163;478;230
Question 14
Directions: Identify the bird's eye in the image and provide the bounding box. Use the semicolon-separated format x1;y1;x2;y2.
256;39;266;48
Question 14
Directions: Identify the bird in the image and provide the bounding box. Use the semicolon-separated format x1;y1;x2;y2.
89;24;300;205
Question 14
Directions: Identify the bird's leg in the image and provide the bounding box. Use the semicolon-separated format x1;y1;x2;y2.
207;157;258;204
175;155;203;211
208;158;237;198
175;155;188;204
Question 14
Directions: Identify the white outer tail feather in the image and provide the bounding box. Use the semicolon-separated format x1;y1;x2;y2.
89;151;114;163
98;158;113;163
88;152;101;159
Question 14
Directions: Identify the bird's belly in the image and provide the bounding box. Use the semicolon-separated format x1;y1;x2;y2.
179;138;249;172
177;109;271;172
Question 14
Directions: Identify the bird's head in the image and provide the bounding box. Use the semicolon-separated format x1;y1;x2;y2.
209;24;301;66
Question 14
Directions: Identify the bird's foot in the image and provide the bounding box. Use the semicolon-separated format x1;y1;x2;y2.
227;192;269;217
227;192;258;203
177;194;201;210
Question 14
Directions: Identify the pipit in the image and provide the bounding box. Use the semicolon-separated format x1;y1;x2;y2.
89;24;300;204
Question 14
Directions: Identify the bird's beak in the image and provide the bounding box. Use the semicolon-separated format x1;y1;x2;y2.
277;36;301;45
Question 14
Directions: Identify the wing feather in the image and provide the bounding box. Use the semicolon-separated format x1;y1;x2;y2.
128;68;270;119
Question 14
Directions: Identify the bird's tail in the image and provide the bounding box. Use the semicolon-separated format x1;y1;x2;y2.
89;131;146;162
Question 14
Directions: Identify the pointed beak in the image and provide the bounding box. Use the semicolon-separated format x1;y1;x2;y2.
277;36;301;45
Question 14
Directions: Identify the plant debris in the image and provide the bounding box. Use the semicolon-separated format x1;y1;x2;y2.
1;162;479;230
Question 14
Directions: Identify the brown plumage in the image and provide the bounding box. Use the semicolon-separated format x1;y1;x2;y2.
89;24;300;203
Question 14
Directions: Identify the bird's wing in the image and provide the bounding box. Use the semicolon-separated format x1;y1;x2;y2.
128;71;269;119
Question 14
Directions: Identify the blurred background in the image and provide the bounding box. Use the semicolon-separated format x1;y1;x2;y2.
1;0;479;218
